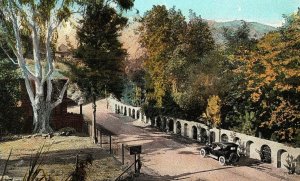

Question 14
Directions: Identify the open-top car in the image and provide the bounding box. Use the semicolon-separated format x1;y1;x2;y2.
200;142;240;165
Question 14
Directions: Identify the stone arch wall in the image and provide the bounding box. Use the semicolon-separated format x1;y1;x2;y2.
162;117;167;132
200;128;207;143
210;131;216;142
129;108;132;117
176;121;181;135
168;119;174;132
246;140;254;157
184;123;188;137
192;126;197;140
132;109;135;119
233;137;240;143
261;144;272;163
137;110;140;119
277;149;287;168
124;106;127;116
221;134;229;142
108;97;300;169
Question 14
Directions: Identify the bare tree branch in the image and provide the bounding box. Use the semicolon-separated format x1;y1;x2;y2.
7;0;38;81
46;77;53;102
7;0;37;105
51;79;69;109
23;73;35;105
0;44;17;64
31;18;42;79
43;22;54;82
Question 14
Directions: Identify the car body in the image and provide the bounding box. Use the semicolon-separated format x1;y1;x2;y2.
200;142;240;165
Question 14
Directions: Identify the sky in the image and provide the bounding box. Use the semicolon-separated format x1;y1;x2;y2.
129;0;300;27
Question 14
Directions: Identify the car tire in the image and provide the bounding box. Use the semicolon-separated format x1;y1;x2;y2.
229;153;239;163
219;156;226;166
200;149;207;157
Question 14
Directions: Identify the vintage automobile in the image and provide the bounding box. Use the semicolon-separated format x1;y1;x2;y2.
200;142;240;165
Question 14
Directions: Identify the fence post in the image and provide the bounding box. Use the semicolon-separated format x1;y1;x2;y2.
97;129;100;144
122;144;124;165
134;154;137;173
109;135;112;154
100;131;102;147
80;104;82;115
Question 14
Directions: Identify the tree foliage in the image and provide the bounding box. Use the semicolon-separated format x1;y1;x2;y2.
240;12;300;142
203;95;221;127
222;10;300;143
0;60;23;134
139;6;216;119
66;0;133;100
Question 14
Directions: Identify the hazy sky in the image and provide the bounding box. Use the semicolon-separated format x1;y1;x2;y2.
130;0;300;27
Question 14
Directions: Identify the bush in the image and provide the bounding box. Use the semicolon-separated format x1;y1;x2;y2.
284;154;296;174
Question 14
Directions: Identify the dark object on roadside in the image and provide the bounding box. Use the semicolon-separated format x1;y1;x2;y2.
200;142;240;165
136;158;142;174
128;145;142;155
69;153;93;181
58;127;76;136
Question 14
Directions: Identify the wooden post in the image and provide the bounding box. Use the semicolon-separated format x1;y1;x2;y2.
100;131;102;147
134;154;137;173
97;129;100;144
80;104;82;115
109;135;112;154
122;144;124;165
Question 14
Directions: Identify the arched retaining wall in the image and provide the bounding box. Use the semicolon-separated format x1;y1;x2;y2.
108;96;300;169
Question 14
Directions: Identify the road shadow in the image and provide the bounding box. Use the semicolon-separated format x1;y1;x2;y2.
0;147;113;177
137;166;234;181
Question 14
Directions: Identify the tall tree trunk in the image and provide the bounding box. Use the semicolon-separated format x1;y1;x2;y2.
33;97;53;134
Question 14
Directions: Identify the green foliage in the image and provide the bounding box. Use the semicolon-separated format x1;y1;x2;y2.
222;21;257;53
67;0;130;101
139;6;216;120
221;20;259;132
139;5;186;107
0;60;23;134
121;80;143;106
124;68;146;106
230;111;257;136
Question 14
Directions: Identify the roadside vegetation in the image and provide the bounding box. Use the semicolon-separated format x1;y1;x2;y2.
132;5;300;146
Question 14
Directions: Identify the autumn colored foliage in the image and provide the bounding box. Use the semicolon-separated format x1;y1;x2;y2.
136;6;300;145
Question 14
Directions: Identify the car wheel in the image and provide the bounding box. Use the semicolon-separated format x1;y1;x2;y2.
229;153;239;163
200;149;207;157
219;156;226;166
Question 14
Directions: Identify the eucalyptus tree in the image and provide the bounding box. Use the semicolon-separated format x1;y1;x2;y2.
0;0;75;133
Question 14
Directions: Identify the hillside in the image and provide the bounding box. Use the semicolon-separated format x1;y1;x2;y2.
209;20;277;45
120;20;277;59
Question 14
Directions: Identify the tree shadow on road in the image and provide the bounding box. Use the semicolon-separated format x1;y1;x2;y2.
138;166;235;181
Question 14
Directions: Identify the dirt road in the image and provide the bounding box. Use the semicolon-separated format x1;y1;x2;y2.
69;99;299;181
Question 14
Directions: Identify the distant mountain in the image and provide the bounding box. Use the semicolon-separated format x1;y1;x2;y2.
120;20;277;59
207;20;277;45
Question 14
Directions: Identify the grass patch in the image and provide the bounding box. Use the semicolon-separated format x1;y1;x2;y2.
0;136;123;180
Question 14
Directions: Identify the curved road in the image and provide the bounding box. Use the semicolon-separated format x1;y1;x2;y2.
69;99;299;181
